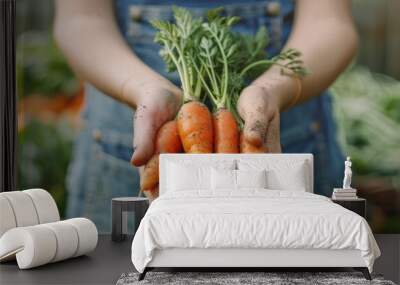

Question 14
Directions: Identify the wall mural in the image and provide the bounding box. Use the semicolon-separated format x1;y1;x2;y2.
15;0;400;234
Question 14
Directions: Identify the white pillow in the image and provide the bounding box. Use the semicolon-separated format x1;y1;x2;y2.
238;159;309;191
236;169;267;189
167;162;211;191
211;168;236;190
267;167;307;191
166;159;236;192
211;169;267;191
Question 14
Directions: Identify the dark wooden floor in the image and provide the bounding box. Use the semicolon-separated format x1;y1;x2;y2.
0;235;134;285
0;235;398;285
374;234;400;284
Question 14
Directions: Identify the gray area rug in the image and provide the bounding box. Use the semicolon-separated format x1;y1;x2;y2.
117;272;396;285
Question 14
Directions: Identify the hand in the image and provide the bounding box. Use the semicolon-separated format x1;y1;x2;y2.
237;85;282;153
129;79;182;166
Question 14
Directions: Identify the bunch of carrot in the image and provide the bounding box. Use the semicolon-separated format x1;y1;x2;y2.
138;7;306;195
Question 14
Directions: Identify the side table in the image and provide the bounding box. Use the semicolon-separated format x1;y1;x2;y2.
331;198;366;218
112;197;149;242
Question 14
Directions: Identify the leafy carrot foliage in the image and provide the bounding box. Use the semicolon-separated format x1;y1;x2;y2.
152;7;307;123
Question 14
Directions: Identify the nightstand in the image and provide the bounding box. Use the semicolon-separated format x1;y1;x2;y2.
111;197;149;242
331;198;366;218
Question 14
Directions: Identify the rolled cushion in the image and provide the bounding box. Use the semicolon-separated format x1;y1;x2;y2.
64;218;98;257
42;221;79;262
0;226;57;269
0;189;60;239
0;191;39;227
23;189;60;224
0;218;98;269
0;196;17;237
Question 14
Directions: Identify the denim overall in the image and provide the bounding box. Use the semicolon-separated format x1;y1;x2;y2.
66;0;345;233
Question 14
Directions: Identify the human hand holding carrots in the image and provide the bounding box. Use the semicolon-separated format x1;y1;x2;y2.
129;81;183;199
135;8;306;200
130;82;182;167
237;85;282;154
238;59;305;153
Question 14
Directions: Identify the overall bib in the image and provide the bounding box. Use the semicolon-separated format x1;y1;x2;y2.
66;0;344;232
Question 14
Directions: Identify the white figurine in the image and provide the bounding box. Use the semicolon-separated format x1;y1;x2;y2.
342;156;353;189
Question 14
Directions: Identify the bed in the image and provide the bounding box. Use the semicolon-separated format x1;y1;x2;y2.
131;154;380;280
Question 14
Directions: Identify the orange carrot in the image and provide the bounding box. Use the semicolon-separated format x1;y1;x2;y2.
177;101;214;153
213;108;239;153
141;156;159;190
155;120;183;153
141;184;159;201
240;131;267;153
141;121;182;191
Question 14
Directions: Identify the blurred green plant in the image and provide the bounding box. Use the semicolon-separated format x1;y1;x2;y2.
17;33;80;217
16;33;78;97
331;66;400;187
17;119;73;218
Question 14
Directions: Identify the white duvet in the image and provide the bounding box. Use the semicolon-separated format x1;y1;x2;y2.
131;190;380;273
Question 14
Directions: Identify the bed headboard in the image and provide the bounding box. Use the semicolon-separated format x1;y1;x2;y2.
159;154;314;194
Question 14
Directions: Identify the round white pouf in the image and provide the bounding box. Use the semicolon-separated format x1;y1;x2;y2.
64;218;98;257
23;189;60;224
0;192;39;227
0;196;17;238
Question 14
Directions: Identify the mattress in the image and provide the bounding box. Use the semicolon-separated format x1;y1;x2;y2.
131;190;380;273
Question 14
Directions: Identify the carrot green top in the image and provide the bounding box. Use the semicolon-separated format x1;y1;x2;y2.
152;7;307;121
